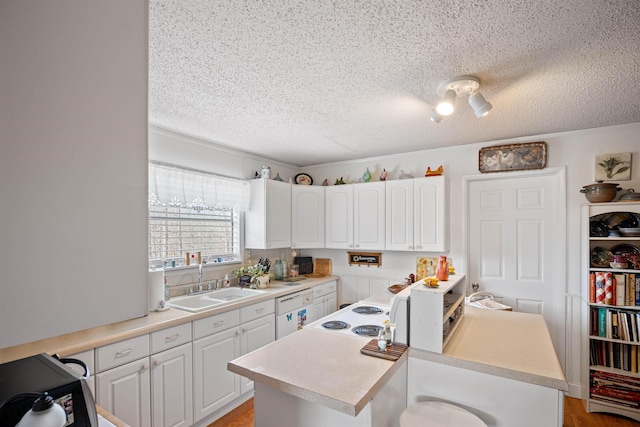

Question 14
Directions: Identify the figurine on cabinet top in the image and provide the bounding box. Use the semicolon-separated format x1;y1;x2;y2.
363;168;371;182
335;177;346;185
322;178;329;186
380;169;387;181
426;165;443;176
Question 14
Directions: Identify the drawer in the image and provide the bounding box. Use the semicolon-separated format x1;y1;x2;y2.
66;349;94;378
240;299;275;323
313;281;337;298
193;309;239;339
96;334;150;373
150;322;192;354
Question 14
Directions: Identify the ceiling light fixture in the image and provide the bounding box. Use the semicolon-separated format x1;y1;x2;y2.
431;75;492;123
429;110;443;123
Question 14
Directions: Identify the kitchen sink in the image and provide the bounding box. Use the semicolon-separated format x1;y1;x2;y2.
167;295;226;312
206;287;267;301
167;287;267;312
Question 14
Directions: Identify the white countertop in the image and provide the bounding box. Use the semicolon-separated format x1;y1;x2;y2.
0;276;339;364
411;306;568;391
228;327;407;416
228;303;568;418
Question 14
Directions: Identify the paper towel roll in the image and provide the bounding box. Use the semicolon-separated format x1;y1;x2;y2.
149;269;165;311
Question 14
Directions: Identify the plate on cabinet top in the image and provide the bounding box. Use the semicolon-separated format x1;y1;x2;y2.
294;173;313;185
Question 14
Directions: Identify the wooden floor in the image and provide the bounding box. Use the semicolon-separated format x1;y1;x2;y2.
209;397;639;427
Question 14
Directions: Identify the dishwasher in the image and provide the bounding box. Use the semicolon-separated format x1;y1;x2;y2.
276;289;314;339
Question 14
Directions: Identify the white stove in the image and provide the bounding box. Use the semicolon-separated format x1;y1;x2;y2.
311;281;421;344
313;302;391;339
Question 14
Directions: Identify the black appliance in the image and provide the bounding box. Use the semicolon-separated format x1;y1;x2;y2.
294;256;313;274
0;353;98;427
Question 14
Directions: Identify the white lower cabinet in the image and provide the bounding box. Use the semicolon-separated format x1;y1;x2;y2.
313;281;337;320
151;343;193;427
239;315;276;393
193;327;241;422
193;302;275;423
96;357;151;427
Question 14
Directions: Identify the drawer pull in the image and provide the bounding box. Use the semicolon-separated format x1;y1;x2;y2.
213;320;225;327
165;333;180;342
115;348;134;358
140;363;148;372
255;308;264;314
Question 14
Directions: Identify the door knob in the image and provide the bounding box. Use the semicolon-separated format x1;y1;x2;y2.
471;282;480;291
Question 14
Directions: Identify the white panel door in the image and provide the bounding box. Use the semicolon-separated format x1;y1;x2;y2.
385;180;414;251
467;170;564;348
151;343;193;427
239;315;275;394
192;328;240;422
325;185;354;249
292;185;325;248
354;182;385;250
96;358;151;427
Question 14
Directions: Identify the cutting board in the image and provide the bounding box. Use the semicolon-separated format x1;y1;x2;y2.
360;339;408;361
312;258;332;276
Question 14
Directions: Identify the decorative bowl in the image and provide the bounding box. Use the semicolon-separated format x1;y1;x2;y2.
580;182;621;203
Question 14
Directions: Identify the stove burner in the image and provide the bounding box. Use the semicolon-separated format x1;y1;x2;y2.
352;325;383;337
352;306;384;315
321;320;350;330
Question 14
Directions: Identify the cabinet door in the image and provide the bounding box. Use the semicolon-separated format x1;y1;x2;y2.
96;358;151;427
193;328;240;422
313;301;325;321
325;292;337;316
292;185;325;248
354;182;385;250
325;185;354;249
266;180;292;248
414;176;448;251
151;343;193;427
245;179;291;249
239;315;275;394
385;180;414;251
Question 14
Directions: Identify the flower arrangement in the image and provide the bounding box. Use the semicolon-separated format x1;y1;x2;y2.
234;263;267;281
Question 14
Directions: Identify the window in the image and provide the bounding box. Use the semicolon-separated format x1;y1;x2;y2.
148;162;249;269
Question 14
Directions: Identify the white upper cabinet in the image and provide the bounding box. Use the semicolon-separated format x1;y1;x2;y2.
385;176;449;252
385;180;414;251
326;182;385;250
325;185;354;249
291;185;325;248
414;176;449;252
245;179;291;249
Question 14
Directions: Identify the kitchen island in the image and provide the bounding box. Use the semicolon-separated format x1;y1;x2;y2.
228;304;568;427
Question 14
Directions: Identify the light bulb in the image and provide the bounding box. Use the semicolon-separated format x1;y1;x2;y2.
435;89;456;116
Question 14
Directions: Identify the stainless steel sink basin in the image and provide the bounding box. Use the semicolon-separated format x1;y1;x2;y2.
167;287;267;312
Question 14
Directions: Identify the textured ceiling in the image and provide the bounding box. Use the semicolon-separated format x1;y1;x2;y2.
149;0;640;167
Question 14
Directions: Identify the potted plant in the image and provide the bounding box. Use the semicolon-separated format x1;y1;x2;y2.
235;263;269;288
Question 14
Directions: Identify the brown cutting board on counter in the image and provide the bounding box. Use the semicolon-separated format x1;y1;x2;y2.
360;339;408;361
307;258;332;277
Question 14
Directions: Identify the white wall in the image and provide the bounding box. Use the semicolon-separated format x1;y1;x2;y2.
300;122;640;397
149;122;639;397
0;1;149;348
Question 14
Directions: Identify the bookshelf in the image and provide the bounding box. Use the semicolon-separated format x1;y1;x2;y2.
583;202;640;421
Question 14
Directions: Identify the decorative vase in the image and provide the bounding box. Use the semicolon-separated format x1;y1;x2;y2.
435;256;449;281
239;275;252;287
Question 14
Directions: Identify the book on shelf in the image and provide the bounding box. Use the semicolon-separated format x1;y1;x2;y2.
590;370;640;408
591;307;640;343
591;272;638;307
590;341;640;373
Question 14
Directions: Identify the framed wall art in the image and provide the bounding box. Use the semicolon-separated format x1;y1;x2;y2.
478;141;547;173
594;152;632;181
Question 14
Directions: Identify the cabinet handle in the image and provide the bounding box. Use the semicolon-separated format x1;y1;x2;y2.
115;348;134;358
235;330;240;336
140;363;148;372
165;333;180;342
267;243;272;247
213;320;225;327
242;328;247;333
152;359;160;368
255;307;264;314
